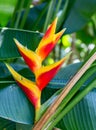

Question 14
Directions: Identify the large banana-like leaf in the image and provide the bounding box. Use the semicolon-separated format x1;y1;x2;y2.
16;123;32;130
1;61;96;130
63;0;96;33
0;117;15;130
1;60;96;130
57;89;96;130
0;28;42;60
0;62;81;125
1;87;96;130
0;117;32;130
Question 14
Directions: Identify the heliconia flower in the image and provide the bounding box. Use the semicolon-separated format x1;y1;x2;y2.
5;18;70;122
35;56;68;90
5;63;41;111
14;18;65;73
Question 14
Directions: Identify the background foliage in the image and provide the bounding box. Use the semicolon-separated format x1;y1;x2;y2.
0;0;96;129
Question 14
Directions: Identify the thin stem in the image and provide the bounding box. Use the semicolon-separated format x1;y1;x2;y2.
48;79;96;129
32;53;96;130
43;0;55;33
32;2;49;31
19;0;32;29
14;0;25;28
53;0;62;19
10;0;19;28
57;0;69;31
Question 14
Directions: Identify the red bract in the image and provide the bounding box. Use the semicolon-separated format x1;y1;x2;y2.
35;56;67;90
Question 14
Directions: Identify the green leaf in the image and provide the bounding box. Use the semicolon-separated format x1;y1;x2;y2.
63;0;96;33
0;62;81;125
0;28;42;60
0;84;35;124
57;87;96;130
23;0;96;33
0;62;34;81
24;3;47;31
0;0;17;26
0;83;58;125
16;123;32;130
0;117;32;130
1;61;96;127
0;117;15;130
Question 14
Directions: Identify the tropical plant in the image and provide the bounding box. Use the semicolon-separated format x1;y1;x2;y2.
0;0;96;130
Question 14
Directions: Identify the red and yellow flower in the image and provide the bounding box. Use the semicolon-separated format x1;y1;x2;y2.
5;18;69;121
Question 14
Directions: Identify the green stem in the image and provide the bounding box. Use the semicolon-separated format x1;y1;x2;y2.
57;0;69;31
41;65;96;129
43;0;56;33
10;0;19;28
32;2;49;31
48;79;96;130
14;0;25;28
53;0;62;19
19;0;32;29
35;108;40;123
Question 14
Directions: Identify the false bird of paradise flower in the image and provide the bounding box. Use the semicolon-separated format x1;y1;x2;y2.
5;18;70;122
